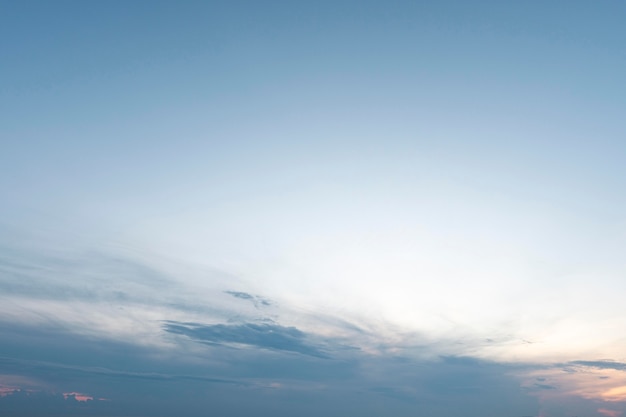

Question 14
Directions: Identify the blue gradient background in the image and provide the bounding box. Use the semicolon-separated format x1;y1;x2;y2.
2;1;626;416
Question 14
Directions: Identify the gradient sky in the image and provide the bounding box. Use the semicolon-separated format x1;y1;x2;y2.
2;1;626;416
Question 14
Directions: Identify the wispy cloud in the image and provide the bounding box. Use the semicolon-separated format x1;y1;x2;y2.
3;240;626;417
571;360;626;371
225;290;272;308
598;408;623;417
163;321;328;358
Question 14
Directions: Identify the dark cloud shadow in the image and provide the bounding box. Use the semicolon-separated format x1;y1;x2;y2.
163;321;327;358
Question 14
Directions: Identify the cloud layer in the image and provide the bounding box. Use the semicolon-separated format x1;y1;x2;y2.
2;243;626;417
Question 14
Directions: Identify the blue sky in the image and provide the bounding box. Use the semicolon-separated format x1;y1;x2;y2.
2;1;626;416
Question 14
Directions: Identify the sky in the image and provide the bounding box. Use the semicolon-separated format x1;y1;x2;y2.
1;1;626;416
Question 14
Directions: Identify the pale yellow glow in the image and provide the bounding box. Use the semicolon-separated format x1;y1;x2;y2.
520;365;626;405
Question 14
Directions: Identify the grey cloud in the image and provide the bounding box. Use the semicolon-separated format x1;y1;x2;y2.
533;383;557;390
225;290;272;308
0;318;546;417
569;360;626;371
0;355;248;388
0;321;353;397
225;291;254;300
0;245;250;323
163;321;327;358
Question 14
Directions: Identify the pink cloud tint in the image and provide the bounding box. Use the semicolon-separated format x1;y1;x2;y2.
63;392;94;402
0;386;19;397
598;408;623;417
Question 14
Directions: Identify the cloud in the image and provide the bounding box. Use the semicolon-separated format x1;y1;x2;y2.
533;383;557;390
0;314;545;417
0;387;21;398
225;291;272;308
163;321;327;358
63;392;94;402
599;408;623;417
571;360;626;371
225;291;255;301
516;360;626;416
4;238;626;417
